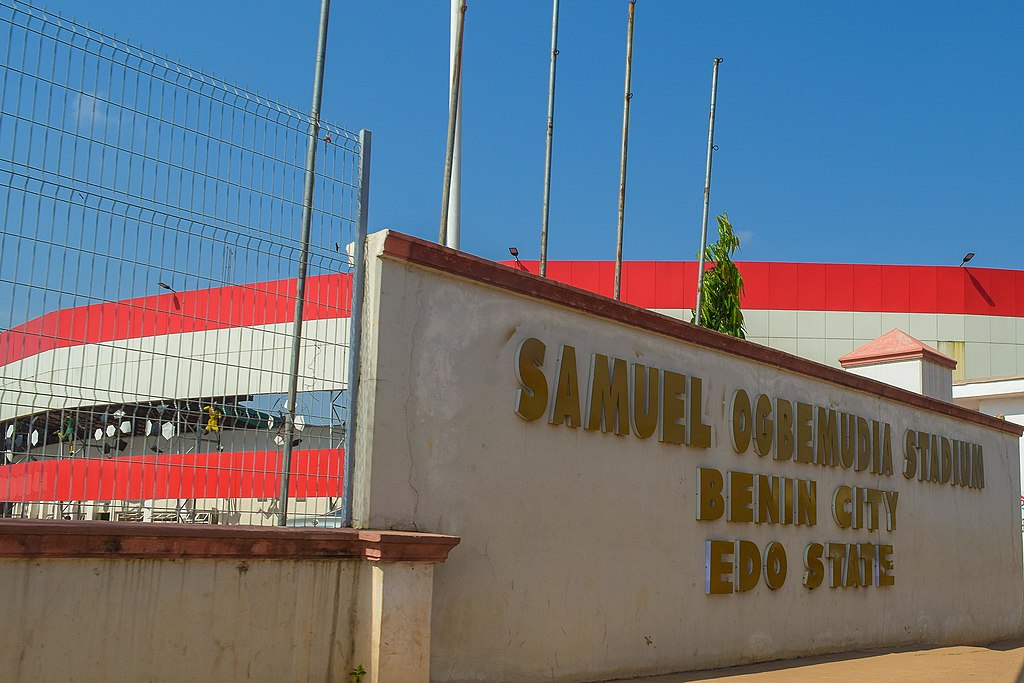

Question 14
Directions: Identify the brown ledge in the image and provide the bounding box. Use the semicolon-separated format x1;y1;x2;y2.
0;520;460;563
380;231;1023;438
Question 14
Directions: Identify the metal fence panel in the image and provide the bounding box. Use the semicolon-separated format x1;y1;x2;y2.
0;0;360;526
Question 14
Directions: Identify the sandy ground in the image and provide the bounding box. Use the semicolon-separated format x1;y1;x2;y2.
610;640;1024;682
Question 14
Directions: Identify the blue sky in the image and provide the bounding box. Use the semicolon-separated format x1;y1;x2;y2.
36;0;1024;269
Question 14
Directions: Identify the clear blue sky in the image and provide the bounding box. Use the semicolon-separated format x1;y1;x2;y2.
38;0;1024;269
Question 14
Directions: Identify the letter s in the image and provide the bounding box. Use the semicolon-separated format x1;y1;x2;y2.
515;337;548;421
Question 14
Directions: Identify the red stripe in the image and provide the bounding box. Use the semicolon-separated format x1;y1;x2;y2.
0;274;352;366
0;449;343;502
505;261;1024;317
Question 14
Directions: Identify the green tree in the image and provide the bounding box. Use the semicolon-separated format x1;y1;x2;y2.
693;213;745;338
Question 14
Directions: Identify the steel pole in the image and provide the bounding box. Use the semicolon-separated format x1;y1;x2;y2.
539;0;560;278
694;57;722;327
341;129;371;528
439;0;467;246
278;0;331;526
614;0;636;301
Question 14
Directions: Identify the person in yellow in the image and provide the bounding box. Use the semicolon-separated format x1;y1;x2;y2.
202;405;224;451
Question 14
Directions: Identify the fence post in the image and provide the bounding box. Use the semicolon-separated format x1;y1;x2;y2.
342;130;371;528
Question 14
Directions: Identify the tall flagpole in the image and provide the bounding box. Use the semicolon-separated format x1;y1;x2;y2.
278;0;331;526
694;57;722;326
613;0;636;301
539;0;560;278
440;0;466;248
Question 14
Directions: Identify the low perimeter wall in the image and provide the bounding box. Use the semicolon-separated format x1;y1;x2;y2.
353;231;1024;682
0;521;458;682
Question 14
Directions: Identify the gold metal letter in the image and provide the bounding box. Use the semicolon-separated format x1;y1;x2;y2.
549;345;581;428
586;353;630;435
727;470;755;524
775;398;793;461
697;467;725;521
514;337;548;421
631;363;659;439
730;389;752;454
763;541;787;590
687;376;712;449
705;540;733;594
660;370;686;445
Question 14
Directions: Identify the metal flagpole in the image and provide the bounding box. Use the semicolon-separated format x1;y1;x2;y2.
539;0;560;278
278;0;332;526
440;0;467;247
694;57;722;327
614;0;636;301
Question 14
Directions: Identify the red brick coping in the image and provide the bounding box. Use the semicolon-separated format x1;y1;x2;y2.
0;520;460;562
380;231;1023;438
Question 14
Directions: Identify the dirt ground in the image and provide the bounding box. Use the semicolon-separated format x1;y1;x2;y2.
611;640;1024;682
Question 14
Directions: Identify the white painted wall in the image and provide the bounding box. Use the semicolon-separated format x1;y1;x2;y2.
355;232;1024;682
654;308;1024;379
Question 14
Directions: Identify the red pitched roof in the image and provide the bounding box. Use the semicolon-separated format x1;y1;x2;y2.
838;329;957;370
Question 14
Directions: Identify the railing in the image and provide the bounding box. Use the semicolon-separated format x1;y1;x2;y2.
0;0;366;526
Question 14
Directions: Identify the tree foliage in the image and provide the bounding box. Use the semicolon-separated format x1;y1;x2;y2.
693;213;745;338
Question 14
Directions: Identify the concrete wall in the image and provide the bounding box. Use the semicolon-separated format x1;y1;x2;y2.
355;232;1024;682
0;522;458;683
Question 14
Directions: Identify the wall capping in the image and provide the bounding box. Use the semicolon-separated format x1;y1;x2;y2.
0;520;460;563
378;231;1023;438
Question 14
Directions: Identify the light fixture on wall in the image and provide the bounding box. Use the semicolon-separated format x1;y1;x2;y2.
508;247;524;271
958;252;975;267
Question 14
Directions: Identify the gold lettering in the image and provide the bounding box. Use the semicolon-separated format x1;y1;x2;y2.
902;429;917;479
855;416;871;471
839;413;856;469
756;475;780;525
882;490;898;531
832;486;852;528
734;540;761;592
775;398;794;461
929;434;941;483
845;543;863;588
763;541;787;590
971;444;984;489
727;471;755;523
687;376;712;449
877;544;894;587
917;431;930;481
803;543;825;589
630;364;659;439
514;337;548;421
796;479;816;526
939;436;952;484
864;488;883;531
549;345;581;427
880;423;893;476
705;540;733;594
825;543;848;587
753;394;774;457
870;420;881;474
660;370;686;445
586;354;629;434
815;407;838;467
697;467;725;521
729;389;752;454
795;402;814;463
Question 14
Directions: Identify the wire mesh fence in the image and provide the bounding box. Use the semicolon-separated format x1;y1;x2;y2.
0;0;363;525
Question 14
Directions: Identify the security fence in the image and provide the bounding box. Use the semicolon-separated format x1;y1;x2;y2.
0;0;367;525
